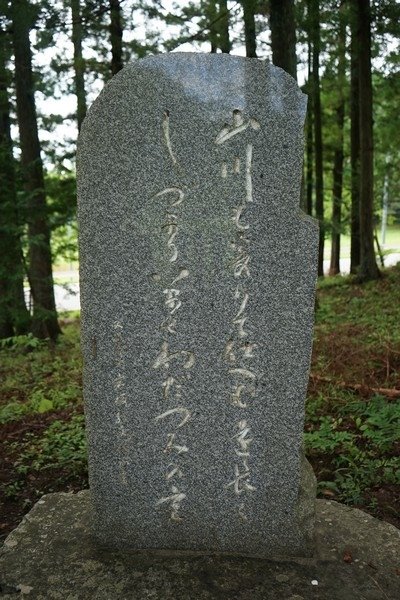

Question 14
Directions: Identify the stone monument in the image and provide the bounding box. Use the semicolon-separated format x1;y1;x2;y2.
77;53;318;556
2;53;399;600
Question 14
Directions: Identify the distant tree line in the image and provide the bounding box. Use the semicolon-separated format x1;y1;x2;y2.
0;0;399;339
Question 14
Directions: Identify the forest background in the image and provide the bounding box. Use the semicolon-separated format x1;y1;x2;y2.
0;0;399;541
1;0;400;338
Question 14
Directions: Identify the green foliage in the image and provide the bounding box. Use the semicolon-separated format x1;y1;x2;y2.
3;413;87;500
14;415;87;475
305;415;354;452
307;266;400;510
0;321;82;424
305;394;400;504
0;333;44;350
3;480;24;499
0;402;28;423
0;385;82;424
315;265;400;360
343;396;400;450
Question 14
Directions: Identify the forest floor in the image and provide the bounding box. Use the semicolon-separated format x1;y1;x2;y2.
1;266;399;542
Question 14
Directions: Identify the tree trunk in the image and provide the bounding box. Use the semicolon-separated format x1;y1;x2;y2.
269;0;297;80
305;39;313;216
110;0;123;75
329;7;346;276
242;0;257;57
380;168;389;246
0;28;30;338
71;0;87;132
207;0;218;53
310;0;324;276
356;0;380;280
350;0;360;273
218;0;231;53
12;0;61;340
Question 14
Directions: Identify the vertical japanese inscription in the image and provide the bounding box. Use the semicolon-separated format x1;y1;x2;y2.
216;110;260;520
113;320;129;485
152;112;194;521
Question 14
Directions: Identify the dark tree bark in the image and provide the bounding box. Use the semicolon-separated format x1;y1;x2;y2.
310;0;324;276
0;28;30;338
356;0;380;280
242;0;257;57
207;0;218;53
350;1;360;273
110;0;123;75
329;7;346;276
305;39;313;216
71;0;87;131
218;0;231;53
269;0;297;79
12;0;61;340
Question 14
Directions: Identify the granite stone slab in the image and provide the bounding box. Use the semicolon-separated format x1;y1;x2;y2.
77;53;319;556
1;492;399;600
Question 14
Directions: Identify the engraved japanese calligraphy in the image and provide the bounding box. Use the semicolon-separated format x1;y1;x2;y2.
216;110;260;520
153;115;194;522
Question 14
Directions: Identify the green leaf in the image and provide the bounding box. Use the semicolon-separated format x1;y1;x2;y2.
37;398;53;413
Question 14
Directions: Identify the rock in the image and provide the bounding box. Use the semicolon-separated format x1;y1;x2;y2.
1;491;399;599
77;52;318;556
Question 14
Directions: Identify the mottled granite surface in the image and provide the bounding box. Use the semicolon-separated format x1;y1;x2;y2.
77;53;319;556
1;492;399;599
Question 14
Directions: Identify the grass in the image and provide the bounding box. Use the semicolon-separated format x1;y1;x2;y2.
0;322;82;425
0;318;86;538
323;223;400;260
306;265;400;523
0;267;399;539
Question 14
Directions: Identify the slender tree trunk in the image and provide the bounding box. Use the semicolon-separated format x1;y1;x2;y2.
71;0;87;131
357;0;380;280
329;117;345;276
12;0;61;340
380;168;389;246
306;40;313;216
350;1;360;273
0;28;30;338
269;0;297;80
218;0;231;53
305;112;314;216
310;0;324;276
208;0;218;53
329;7;346;276
242;0;257;57
110;0;123;75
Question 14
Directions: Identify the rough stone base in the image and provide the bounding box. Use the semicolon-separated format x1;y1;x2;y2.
1;491;399;600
